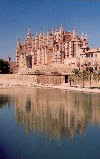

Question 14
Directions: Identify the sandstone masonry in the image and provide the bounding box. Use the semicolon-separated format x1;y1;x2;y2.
16;26;100;74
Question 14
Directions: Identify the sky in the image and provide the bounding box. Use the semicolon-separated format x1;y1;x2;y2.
0;0;100;61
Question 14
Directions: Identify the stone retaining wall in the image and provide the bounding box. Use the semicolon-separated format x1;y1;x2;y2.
37;75;65;85
0;74;65;87
0;74;99;88
0;74;37;87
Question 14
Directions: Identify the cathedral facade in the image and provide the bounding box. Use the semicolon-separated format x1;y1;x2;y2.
16;26;100;74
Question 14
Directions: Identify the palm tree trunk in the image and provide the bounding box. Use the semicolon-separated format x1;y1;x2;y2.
83;70;84;88
90;71;92;88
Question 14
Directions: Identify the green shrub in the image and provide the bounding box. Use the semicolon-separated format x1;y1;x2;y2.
0;59;10;74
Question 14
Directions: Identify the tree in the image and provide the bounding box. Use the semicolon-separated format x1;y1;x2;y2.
0;59;10;74
72;68;80;87
86;65;94;89
89;67;93;88
68;75;72;87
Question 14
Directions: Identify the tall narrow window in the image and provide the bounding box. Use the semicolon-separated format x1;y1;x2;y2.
65;75;68;83
26;55;32;68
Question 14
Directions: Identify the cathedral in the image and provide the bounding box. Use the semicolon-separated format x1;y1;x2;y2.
16;26;100;74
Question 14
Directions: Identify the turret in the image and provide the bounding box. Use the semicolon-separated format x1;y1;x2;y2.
39;32;43;48
52;28;55;34
47;28;54;47
27;26;31;39
84;35;88;47
47;28;50;45
32;35;35;51
59;25;64;43
35;33;39;49
81;33;89;49
47;27;50;36
72;28;78;41
80;32;85;41
16;38;22;66
59;24;64;34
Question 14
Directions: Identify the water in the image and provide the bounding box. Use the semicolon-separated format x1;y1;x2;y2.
0;88;100;159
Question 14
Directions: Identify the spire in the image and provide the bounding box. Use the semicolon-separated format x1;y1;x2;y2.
39;32;43;38
85;35;88;46
72;28;77;40
85;34;88;40
27;26;31;37
47;27;50;35
80;32;85;41
82;32;84;36
35;32;39;41
17;38;21;48
36;32;38;36
81;33;88;47
52;28;55;34
59;24;63;33
32;35;35;40
17;38;20;45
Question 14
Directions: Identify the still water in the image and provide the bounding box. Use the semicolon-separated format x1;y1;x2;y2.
0;88;100;159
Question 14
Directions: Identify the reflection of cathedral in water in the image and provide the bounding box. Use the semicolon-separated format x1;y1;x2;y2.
0;88;100;140
0;95;12;108
14;89;100;140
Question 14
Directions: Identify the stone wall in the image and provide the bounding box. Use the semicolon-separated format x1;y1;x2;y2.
0;74;65;87
0;74;99;88
0;74;37;87
37;75;65;85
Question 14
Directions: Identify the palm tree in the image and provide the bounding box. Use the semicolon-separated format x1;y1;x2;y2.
86;64;93;89
81;64;86;88
89;67;93;88
72;68;80;87
68;74;72;87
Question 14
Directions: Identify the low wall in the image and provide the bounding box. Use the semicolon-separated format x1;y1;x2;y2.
37;75;65;85
0;74;65;87
0;74;99;89
0;74;37;87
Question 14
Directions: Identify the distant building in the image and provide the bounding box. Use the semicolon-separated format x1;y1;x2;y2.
16;26;100;74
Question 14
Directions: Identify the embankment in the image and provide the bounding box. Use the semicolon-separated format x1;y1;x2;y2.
0;74;65;87
0;74;100;94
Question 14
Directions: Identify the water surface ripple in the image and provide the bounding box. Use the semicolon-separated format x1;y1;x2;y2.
0;88;100;159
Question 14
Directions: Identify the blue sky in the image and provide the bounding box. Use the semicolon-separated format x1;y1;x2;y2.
0;0;100;61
